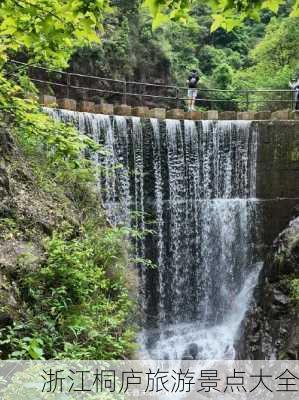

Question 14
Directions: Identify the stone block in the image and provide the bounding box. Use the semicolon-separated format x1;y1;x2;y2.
132;106;149;117
207;110;218;120
254;111;271;120
289;111;299;120
166;109;185;119
114;104;132;116
185;111;203;120
95;103;114;115
148;108;166;119
237;111;256;120
271;110;290;120
79;101;95;113
219;111;237;120
57;98;76;111
39;94;57;107
201;112;208;120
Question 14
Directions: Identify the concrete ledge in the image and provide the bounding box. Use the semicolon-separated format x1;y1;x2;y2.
39;94;57;107
95;103;114;115
114;104;132;116
132;106;149;117
185;111;203;120
148;108;166;119
219;111;236;120
57;98;76;111
271;110;290;120
166;109;185;119
79;101;95;113
237;111;256;120
254;111;271;120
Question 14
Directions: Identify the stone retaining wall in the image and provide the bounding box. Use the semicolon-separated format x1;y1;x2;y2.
255;120;299;199
255;120;299;249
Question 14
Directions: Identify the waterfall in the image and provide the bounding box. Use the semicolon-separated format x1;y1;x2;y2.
45;108;260;360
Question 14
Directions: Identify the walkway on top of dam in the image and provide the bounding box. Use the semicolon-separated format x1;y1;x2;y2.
7;59;299;119
40;94;299;121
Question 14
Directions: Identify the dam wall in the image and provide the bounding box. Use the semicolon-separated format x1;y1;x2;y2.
255;120;299;247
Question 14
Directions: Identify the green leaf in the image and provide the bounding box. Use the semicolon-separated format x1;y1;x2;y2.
210;14;225;32
152;11;169;30
0;16;17;35
290;0;299;16
225;18;241;32
143;0;161;17
261;0;283;13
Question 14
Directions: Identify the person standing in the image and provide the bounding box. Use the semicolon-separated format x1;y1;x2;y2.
289;77;299;110
187;69;199;112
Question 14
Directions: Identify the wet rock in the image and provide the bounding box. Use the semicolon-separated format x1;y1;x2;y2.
188;343;199;359
0;167;9;198
182;343;199;360
0;124;14;155
0;240;44;273
0;273;19;328
272;288;289;306
236;216;299;359
182;354;193;360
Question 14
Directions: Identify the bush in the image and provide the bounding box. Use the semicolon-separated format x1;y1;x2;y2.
1;224;136;359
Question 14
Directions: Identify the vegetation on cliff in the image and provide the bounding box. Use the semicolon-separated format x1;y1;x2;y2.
0;77;136;359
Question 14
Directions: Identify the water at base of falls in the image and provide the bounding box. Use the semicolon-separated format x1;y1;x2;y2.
44;108;261;360
138;263;261;360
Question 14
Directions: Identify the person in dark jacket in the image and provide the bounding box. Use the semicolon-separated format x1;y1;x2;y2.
289;78;299;110
186;69;199;112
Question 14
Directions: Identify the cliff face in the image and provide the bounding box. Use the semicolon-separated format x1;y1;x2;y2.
0;123;77;336
237;216;299;359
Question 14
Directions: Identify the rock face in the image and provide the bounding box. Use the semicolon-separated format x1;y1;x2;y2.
0;123;77;339
236;216;299;359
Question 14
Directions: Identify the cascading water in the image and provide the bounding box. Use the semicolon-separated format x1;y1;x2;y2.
45;108;261;360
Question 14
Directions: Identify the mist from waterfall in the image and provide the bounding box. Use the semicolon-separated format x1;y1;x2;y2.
45;108;260;360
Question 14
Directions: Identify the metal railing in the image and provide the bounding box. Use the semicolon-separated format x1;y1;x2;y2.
6;59;297;111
